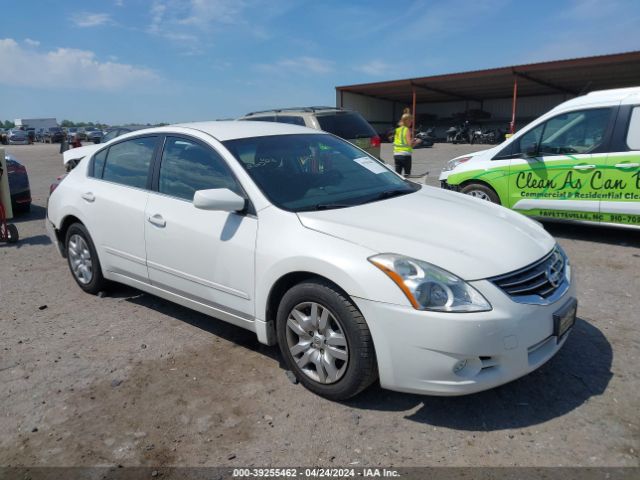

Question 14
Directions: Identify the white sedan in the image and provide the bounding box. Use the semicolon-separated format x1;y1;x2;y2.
46;121;577;399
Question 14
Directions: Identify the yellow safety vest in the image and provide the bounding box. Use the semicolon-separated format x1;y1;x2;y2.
393;126;412;154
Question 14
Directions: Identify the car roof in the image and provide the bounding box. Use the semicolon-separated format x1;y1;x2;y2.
171;120;322;141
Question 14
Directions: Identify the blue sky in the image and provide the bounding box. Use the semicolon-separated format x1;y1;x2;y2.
2;0;639;125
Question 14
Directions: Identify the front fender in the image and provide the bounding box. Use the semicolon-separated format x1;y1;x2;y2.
254;208;411;324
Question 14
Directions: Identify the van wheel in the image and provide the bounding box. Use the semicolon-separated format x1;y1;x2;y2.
276;280;377;400
461;183;500;204
65;223;107;294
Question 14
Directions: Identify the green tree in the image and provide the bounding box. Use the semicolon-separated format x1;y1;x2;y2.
60;119;75;127
3;120;15;129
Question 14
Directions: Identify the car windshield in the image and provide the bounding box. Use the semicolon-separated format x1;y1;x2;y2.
223;133;418;212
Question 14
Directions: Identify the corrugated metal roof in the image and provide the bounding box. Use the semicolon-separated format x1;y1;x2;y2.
336;51;640;103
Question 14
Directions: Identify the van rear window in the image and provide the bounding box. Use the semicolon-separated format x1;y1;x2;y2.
316;112;376;140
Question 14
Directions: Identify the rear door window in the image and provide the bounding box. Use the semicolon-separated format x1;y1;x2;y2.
91;149;108;178
101;136;157;189
316;112;377;139
626;106;640;150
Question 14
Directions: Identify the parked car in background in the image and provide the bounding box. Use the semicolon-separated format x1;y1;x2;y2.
440;87;640;228
239;107;381;158
47;121;575;400
26;128;36;144
35;128;46;142
44;127;65;143
77;128;88;141
85;127;103;143
8;129;29;145
5;153;32;213
100;125;149;144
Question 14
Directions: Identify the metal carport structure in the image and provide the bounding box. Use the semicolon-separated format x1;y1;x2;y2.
336;51;640;134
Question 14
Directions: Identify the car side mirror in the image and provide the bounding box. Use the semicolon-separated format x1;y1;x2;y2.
524;142;539;158
193;188;246;213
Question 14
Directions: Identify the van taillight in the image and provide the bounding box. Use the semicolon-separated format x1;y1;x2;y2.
370;135;381;148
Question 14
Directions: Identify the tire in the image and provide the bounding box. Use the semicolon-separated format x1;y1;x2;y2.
460;183;500;204
65;223;107;294
276;280;377;400
6;224;19;243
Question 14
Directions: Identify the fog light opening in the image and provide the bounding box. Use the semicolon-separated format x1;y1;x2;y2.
453;359;468;374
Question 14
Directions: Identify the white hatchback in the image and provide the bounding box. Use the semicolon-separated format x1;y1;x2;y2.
46;121;577;399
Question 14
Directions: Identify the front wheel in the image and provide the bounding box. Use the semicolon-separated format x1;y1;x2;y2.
276;280;377;400
460;183;500;204
65;223;107;294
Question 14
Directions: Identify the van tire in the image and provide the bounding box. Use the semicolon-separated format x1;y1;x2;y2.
461;183;500;204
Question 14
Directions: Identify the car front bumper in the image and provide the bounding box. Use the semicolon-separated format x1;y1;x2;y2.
353;278;577;396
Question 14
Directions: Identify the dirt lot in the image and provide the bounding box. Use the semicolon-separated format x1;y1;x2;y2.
0;142;638;468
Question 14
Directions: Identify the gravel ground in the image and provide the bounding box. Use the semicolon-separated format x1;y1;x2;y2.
0;142;638;468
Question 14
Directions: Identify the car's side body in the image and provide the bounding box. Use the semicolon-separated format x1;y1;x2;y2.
440;87;640;228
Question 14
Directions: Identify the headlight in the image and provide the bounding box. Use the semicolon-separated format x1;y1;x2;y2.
369;254;492;312
442;156;472;172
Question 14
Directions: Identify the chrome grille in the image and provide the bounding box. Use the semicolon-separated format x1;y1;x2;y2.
490;247;568;304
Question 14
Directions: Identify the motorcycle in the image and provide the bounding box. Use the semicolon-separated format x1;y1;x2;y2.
414;126;436;148
447;121;472;144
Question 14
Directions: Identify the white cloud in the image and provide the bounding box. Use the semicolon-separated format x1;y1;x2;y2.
257;56;333;75
146;0;288;50
355;60;394;77
0;38;160;91
73;12;112;28
24;38;40;47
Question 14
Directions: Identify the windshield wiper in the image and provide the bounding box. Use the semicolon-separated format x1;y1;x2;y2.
372;188;413;201
303;203;353;211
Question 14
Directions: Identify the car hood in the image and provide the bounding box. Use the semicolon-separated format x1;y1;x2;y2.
296;186;555;280
63;144;101;166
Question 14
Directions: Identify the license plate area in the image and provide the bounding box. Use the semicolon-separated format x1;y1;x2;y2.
553;298;577;342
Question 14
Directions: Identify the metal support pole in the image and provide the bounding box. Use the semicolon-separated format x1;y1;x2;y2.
412;88;416;137
510;77;518;134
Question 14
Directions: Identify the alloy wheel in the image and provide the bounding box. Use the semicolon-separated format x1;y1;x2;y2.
467;189;491;201
67;234;93;284
285;302;348;384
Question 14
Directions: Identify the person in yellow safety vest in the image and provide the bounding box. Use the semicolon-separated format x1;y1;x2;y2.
393;110;421;176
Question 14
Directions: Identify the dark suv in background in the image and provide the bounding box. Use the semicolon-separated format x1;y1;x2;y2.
239;107;381;158
43;127;65;143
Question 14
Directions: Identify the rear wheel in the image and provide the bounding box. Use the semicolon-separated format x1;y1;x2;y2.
460;183;500;204
65;223;107;294
276;280;377;400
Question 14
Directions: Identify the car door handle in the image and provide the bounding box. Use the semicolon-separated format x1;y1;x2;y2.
147;214;166;228
81;192;95;202
614;163;640;169
572;164;596;170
